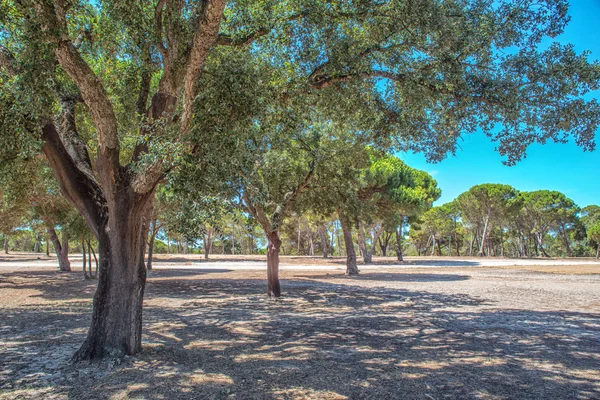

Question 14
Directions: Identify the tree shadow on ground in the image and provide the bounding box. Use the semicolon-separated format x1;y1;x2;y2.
294;273;471;282
0;271;599;400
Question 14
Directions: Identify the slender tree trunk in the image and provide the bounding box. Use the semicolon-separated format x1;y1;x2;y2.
46;235;50;256
309;233;314;256
266;231;282;297
379;233;389;257
297;225;301;255
204;230;212;260
431;236;436;256
479;213;490;256
364;224;383;264
318;225;329;258
3;234;9;254
146;221;158;270
395;224;403;262
357;221;367;259
82;239;89;279
332;223;338;256
561;229;571;257
48;227;71;272
596;243;599;259
87;240;94;278
469;232;474;256
340;214;359;275
537;233;550;258
90;243;99;278
335;222;342;257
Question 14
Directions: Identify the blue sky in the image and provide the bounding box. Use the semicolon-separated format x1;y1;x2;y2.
398;0;600;208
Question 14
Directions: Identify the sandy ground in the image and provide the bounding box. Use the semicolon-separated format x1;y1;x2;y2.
0;253;599;399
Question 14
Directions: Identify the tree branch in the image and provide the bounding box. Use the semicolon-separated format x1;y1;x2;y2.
41;123;106;237
180;0;227;134
215;12;307;47
54;41;121;177
242;192;272;233
215;28;270;47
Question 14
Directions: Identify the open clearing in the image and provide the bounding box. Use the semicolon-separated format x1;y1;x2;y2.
1;254;599;399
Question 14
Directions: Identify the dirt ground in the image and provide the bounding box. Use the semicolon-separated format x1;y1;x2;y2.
1;254;599;399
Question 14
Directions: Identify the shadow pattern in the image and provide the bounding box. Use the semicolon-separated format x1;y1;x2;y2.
0;270;598;399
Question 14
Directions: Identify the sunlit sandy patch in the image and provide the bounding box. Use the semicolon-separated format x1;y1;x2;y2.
234;349;313;362
184;339;256;351
185;371;234;386
227;324;263;336
272;387;348;400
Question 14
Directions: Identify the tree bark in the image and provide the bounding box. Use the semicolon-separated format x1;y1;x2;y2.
73;194;150;361
395;224;403;262
3;234;9;254
340;214;359;275
203;229;213;260
146;220;158;270
266;231;282;297
536;232;550;258
48;227;71;272
364;224;383;264
318;224;329;258
82;239;89;280
479;212;490;256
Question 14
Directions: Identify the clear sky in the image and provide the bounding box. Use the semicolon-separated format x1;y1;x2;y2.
398;0;600;208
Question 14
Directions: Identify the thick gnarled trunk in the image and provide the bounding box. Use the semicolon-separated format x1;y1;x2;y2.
73;193;151;361
266;231;282;297
340;214;359;275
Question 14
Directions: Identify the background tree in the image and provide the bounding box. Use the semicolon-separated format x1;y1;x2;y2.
457;184;518;256
587;222;600;259
518;190;579;257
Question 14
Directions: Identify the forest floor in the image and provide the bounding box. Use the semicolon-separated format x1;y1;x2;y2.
0;253;599;399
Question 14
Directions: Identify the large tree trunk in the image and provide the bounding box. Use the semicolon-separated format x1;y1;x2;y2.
340;214;359;275
48;227;71;272
266;231;282;297
73;194;150;361
3;234;9;254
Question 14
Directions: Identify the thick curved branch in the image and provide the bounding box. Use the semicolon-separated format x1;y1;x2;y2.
180;0;226;134
42;123;106;237
54;41;120;174
58;96;96;182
